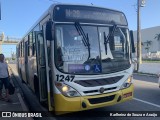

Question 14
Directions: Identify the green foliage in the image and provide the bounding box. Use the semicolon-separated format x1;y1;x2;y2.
154;33;160;41
12;58;15;60
142;59;160;63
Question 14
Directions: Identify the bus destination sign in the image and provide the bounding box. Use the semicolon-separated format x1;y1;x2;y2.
54;5;128;25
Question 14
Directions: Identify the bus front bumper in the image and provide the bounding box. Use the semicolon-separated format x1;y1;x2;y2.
54;84;134;115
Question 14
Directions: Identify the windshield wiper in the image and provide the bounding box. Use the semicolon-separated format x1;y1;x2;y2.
104;25;117;55
75;22;90;60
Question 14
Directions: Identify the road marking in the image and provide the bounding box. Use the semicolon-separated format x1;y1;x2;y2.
133;98;160;108
0;102;20;106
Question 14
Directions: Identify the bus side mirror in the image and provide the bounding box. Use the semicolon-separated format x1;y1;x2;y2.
130;30;135;53
45;21;53;41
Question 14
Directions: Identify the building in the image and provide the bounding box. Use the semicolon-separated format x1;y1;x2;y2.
133;26;160;59
0;32;20;54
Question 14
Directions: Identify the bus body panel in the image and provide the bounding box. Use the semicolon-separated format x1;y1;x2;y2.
51;60;134;96
16;4;135;114
21;58;26;82
54;84;134;115
27;56;36;91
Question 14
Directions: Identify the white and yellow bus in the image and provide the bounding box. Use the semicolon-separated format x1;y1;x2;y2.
17;4;135;115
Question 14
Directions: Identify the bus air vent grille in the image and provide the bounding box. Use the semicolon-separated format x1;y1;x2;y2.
74;75;123;87
88;95;115;104
83;87;117;94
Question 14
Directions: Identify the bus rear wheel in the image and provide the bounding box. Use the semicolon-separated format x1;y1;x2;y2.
34;76;40;100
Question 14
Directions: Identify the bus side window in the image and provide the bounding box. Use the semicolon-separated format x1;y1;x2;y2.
38;33;45;66
32;32;36;56
22;41;24;57
29;32;33;56
47;42;51;67
33;25;40;56
19;43;21;57
27;35;30;56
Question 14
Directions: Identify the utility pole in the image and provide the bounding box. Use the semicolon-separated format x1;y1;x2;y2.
137;0;145;71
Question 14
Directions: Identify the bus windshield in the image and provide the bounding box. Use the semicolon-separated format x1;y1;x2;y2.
55;24;130;74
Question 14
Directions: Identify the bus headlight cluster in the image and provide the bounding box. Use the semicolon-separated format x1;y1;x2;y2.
120;76;133;89
55;83;81;97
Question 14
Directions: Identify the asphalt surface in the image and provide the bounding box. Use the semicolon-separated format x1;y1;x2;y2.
139;62;160;75
8;64;160;120
133;73;158;83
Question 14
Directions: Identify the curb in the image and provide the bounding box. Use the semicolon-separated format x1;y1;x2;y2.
17;93;34;120
9;66;34;120
133;72;158;78
9;65;56;120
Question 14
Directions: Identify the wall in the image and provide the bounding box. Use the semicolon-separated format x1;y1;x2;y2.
133;26;160;56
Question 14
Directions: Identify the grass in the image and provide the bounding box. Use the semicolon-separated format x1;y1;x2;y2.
142;60;160;63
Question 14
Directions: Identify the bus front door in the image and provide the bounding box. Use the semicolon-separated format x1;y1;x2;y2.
35;31;47;102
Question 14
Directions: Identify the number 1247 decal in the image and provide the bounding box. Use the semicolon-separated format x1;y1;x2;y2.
56;74;75;82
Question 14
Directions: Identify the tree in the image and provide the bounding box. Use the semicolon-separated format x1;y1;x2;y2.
154;33;160;50
145;40;152;46
141;42;144;46
155;33;160;41
144;40;152;53
145;47;149;53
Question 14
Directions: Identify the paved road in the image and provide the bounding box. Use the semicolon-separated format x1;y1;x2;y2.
133;73;158;83
9;64;160;120
139;62;160;75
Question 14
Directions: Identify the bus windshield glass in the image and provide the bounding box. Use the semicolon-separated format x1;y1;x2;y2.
55;24;130;74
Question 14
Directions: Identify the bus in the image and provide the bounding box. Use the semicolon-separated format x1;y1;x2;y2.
17;4;135;115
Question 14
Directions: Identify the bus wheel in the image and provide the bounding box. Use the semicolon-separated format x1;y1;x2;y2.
22;78;25;83
34;76;40;99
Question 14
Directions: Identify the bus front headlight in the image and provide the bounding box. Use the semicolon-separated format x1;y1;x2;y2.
120;76;133;89
55;83;81;97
